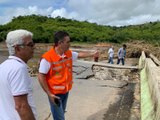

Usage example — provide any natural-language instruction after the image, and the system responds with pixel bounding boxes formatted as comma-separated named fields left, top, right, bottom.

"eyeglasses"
left=18, top=42, right=35, bottom=48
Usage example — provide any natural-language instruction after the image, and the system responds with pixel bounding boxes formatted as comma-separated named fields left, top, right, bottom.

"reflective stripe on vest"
left=52, top=66, right=62, bottom=70
left=51, top=57, right=72, bottom=65
left=53, top=86, right=65, bottom=90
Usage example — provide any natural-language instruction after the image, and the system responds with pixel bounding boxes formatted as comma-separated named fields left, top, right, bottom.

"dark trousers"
left=117, top=58, right=125, bottom=65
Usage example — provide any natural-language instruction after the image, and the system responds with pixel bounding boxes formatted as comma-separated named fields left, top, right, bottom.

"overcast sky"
left=0, top=0, right=160, bottom=26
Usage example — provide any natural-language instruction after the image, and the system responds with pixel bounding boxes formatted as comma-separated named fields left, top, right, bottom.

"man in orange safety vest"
left=38, top=31, right=99, bottom=120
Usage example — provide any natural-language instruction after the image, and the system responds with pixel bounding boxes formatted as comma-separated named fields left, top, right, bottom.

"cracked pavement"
left=33, top=60, right=139, bottom=120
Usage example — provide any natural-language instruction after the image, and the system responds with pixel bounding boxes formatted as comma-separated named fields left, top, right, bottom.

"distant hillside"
left=0, top=14, right=160, bottom=45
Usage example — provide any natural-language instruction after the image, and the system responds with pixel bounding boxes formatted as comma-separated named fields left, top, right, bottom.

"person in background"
left=0, top=29, right=37, bottom=120
left=108, top=45, right=114, bottom=64
left=38, top=31, right=99, bottom=120
left=117, top=44, right=127, bottom=65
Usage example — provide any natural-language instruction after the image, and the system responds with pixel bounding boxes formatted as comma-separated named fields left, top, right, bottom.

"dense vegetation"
left=0, top=14, right=160, bottom=45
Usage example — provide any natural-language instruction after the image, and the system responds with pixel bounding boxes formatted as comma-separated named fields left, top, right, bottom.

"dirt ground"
left=33, top=41, right=160, bottom=68
left=1, top=41, right=159, bottom=73
left=1, top=40, right=159, bottom=59
left=1, top=40, right=159, bottom=75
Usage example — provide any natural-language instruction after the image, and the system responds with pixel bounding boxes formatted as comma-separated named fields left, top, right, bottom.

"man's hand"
left=48, top=93, right=60, bottom=105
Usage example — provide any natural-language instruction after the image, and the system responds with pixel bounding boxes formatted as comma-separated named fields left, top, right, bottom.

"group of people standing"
left=0, top=29, right=99, bottom=120
left=0, top=29, right=127, bottom=120
left=108, top=44, right=127, bottom=65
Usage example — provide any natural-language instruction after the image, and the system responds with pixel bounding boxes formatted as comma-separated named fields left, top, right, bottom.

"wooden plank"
left=76, top=60, right=138, bottom=69
left=149, top=54, right=160, bottom=66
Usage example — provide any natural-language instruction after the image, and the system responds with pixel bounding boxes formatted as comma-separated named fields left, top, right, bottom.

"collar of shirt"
left=59, top=54, right=66, bottom=59
left=8, top=56, right=28, bottom=68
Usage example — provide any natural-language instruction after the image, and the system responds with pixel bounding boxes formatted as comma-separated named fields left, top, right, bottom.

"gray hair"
left=6, top=29, right=33, bottom=55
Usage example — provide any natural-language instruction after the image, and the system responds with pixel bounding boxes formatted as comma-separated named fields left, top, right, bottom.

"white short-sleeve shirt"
left=0, top=56, right=37, bottom=120
left=108, top=48, right=114, bottom=58
left=39, top=51, right=78, bottom=74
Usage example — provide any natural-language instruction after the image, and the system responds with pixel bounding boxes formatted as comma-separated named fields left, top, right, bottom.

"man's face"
left=60, top=36, right=70, bottom=52
left=123, top=46, right=126, bottom=50
left=17, top=36, right=35, bottom=62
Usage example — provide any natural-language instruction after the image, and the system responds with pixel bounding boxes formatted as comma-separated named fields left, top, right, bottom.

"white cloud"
left=0, top=5, right=78, bottom=25
left=1, top=0, right=160, bottom=26
left=0, top=6, right=54, bottom=24
left=67, top=0, right=160, bottom=26
left=0, top=16, right=12, bottom=25
left=5, top=6, right=53, bottom=17
left=51, top=8, right=68, bottom=18
left=51, top=8, right=78, bottom=19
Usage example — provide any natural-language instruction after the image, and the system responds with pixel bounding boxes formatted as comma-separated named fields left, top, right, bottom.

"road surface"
left=33, top=61, right=139, bottom=120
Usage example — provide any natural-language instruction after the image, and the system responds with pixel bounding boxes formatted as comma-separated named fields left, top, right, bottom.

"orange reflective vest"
left=42, top=48, right=73, bottom=94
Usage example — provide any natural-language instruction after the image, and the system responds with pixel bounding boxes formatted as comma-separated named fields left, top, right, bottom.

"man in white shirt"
left=0, top=29, right=37, bottom=120
left=38, top=31, right=99, bottom=120
left=108, top=45, right=114, bottom=64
